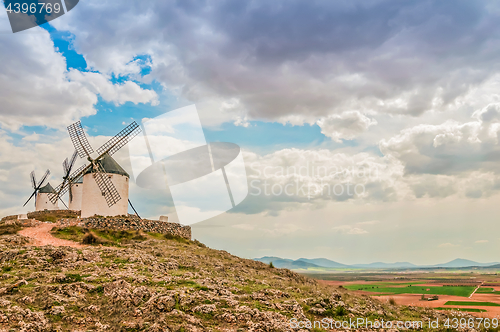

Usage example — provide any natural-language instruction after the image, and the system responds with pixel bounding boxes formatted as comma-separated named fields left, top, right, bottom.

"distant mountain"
left=255, top=256, right=292, bottom=264
left=352, top=262, right=417, bottom=269
left=486, top=264, right=500, bottom=269
left=254, top=257, right=321, bottom=269
left=297, top=258, right=348, bottom=268
left=254, top=257, right=500, bottom=270
left=433, top=258, right=500, bottom=268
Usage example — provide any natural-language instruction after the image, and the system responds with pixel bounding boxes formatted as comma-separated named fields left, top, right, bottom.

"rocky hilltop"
left=0, top=219, right=479, bottom=332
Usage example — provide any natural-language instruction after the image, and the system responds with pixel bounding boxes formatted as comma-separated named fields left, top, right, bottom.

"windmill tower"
left=36, top=183, right=59, bottom=211
left=59, top=150, right=83, bottom=211
left=23, top=170, right=59, bottom=211
left=80, top=154, right=130, bottom=218
left=50, top=120, right=141, bottom=218
left=68, top=176, right=83, bottom=211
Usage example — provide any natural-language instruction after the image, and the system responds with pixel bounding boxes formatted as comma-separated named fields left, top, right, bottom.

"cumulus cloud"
left=438, top=243, right=459, bottom=248
left=332, top=225, right=368, bottom=235
left=0, top=27, right=96, bottom=129
left=231, top=148, right=408, bottom=215
left=357, top=220, right=379, bottom=226
left=0, top=129, right=75, bottom=216
left=50, top=0, right=500, bottom=125
left=67, top=71, right=159, bottom=106
left=317, top=111, right=377, bottom=142
left=475, top=240, right=489, bottom=243
left=0, top=11, right=158, bottom=131
left=380, top=105, right=500, bottom=175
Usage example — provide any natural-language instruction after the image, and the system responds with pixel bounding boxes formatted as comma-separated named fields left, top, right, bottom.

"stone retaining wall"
left=27, top=210, right=81, bottom=221
left=58, top=215, right=191, bottom=240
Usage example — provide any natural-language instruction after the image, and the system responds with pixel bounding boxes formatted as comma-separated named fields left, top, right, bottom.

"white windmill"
left=23, top=170, right=59, bottom=211
left=50, top=121, right=141, bottom=218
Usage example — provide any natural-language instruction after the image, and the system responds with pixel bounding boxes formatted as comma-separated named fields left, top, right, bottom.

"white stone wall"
left=35, top=193, right=59, bottom=211
left=81, top=173, right=129, bottom=218
left=68, top=183, right=83, bottom=211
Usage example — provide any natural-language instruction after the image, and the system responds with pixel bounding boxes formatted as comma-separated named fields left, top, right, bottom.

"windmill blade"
left=23, top=190, right=37, bottom=207
left=96, top=121, right=141, bottom=157
left=68, top=121, right=94, bottom=158
left=30, top=171, right=36, bottom=190
left=63, top=158, right=69, bottom=174
left=37, top=169, right=50, bottom=188
left=69, top=183, right=73, bottom=202
left=49, top=163, right=90, bottom=204
left=68, top=150, right=78, bottom=170
left=94, top=164, right=121, bottom=207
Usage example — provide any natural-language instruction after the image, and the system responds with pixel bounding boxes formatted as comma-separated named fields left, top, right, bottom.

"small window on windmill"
left=108, top=175, right=112, bottom=179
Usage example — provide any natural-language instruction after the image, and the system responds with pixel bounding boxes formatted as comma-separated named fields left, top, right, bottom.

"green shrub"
left=335, top=306, right=347, bottom=316
left=193, top=239, right=206, bottom=248
left=82, top=232, right=99, bottom=244
left=164, top=233, right=188, bottom=243
left=0, top=223, right=21, bottom=236
left=57, top=273, right=84, bottom=284
left=89, top=285, right=104, bottom=294
left=269, top=262, right=275, bottom=268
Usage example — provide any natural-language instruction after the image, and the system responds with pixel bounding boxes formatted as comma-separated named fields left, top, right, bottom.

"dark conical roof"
left=84, top=153, right=129, bottom=178
left=39, top=182, right=56, bottom=194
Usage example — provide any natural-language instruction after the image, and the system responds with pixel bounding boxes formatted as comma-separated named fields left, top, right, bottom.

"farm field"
left=445, top=301, right=500, bottom=307
left=307, top=270, right=500, bottom=318
left=436, top=307, right=487, bottom=313
left=477, top=287, right=498, bottom=293
left=345, top=284, right=475, bottom=297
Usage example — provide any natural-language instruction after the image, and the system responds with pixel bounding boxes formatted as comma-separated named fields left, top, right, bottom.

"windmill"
left=60, top=150, right=80, bottom=207
left=49, top=120, right=141, bottom=218
left=23, top=169, right=51, bottom=208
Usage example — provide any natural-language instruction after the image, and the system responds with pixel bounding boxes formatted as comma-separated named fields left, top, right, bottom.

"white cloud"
left=0, top=11, right=158, bottom=131
left=380, top=111, right=500, bottom=175
left=67, top=71, right=159, bottom=106
left=332, top=225, right=368, bottom=235
left=22, top=133, right=40, bottom=142
left=234, top=116, right=250, bottom=128
left=317, top=111, right=377, bottom=142
left=357, top=220, right=379, bottom=226
left=475, top=240, right=489, bottom=244
left=0, top=27, right=96, bottom=130
left=232, top=223, right=255, bottom=231
left=438, top=243, right=459, bottom=248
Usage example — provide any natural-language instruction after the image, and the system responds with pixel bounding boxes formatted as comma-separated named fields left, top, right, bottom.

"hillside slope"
left=0, top=222, right=478, bottom=331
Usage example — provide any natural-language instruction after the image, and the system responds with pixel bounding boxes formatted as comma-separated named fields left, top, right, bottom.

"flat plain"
left=307, top=270, right=500, bottom=318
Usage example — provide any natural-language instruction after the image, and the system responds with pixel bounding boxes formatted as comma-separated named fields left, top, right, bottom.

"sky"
left=1, top=0, right=500, bottom=265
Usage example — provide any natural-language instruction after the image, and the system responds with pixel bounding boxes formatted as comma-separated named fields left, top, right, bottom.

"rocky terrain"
left=0, top=219, right=488, bottom=332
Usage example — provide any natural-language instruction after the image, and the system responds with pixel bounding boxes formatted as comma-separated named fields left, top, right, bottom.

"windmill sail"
left=23, top=169, right=50, bottom=207
left=96, top=122, right=141, bottom=157
left=94, top=163, right=121, bottom=207
left=49, top=164, right=90, bottom=204
left=68, top=121, right=94, bottom=158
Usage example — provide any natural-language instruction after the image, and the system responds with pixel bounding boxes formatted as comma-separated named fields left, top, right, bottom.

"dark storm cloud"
left=55, top=0, right=500, bottom=120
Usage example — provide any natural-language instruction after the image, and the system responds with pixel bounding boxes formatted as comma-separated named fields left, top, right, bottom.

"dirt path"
left=469, top=282, right=483, bottom=299
left=18, top=222, right=84, bottom=248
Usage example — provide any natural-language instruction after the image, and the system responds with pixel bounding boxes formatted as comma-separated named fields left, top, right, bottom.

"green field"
left=345, top=283, right=475, bottom=297
left=476, top=287, right=496, bottom=293
left=436, top=307, right=487, bottom=313
left=445, top=301, right=500, bottom=307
